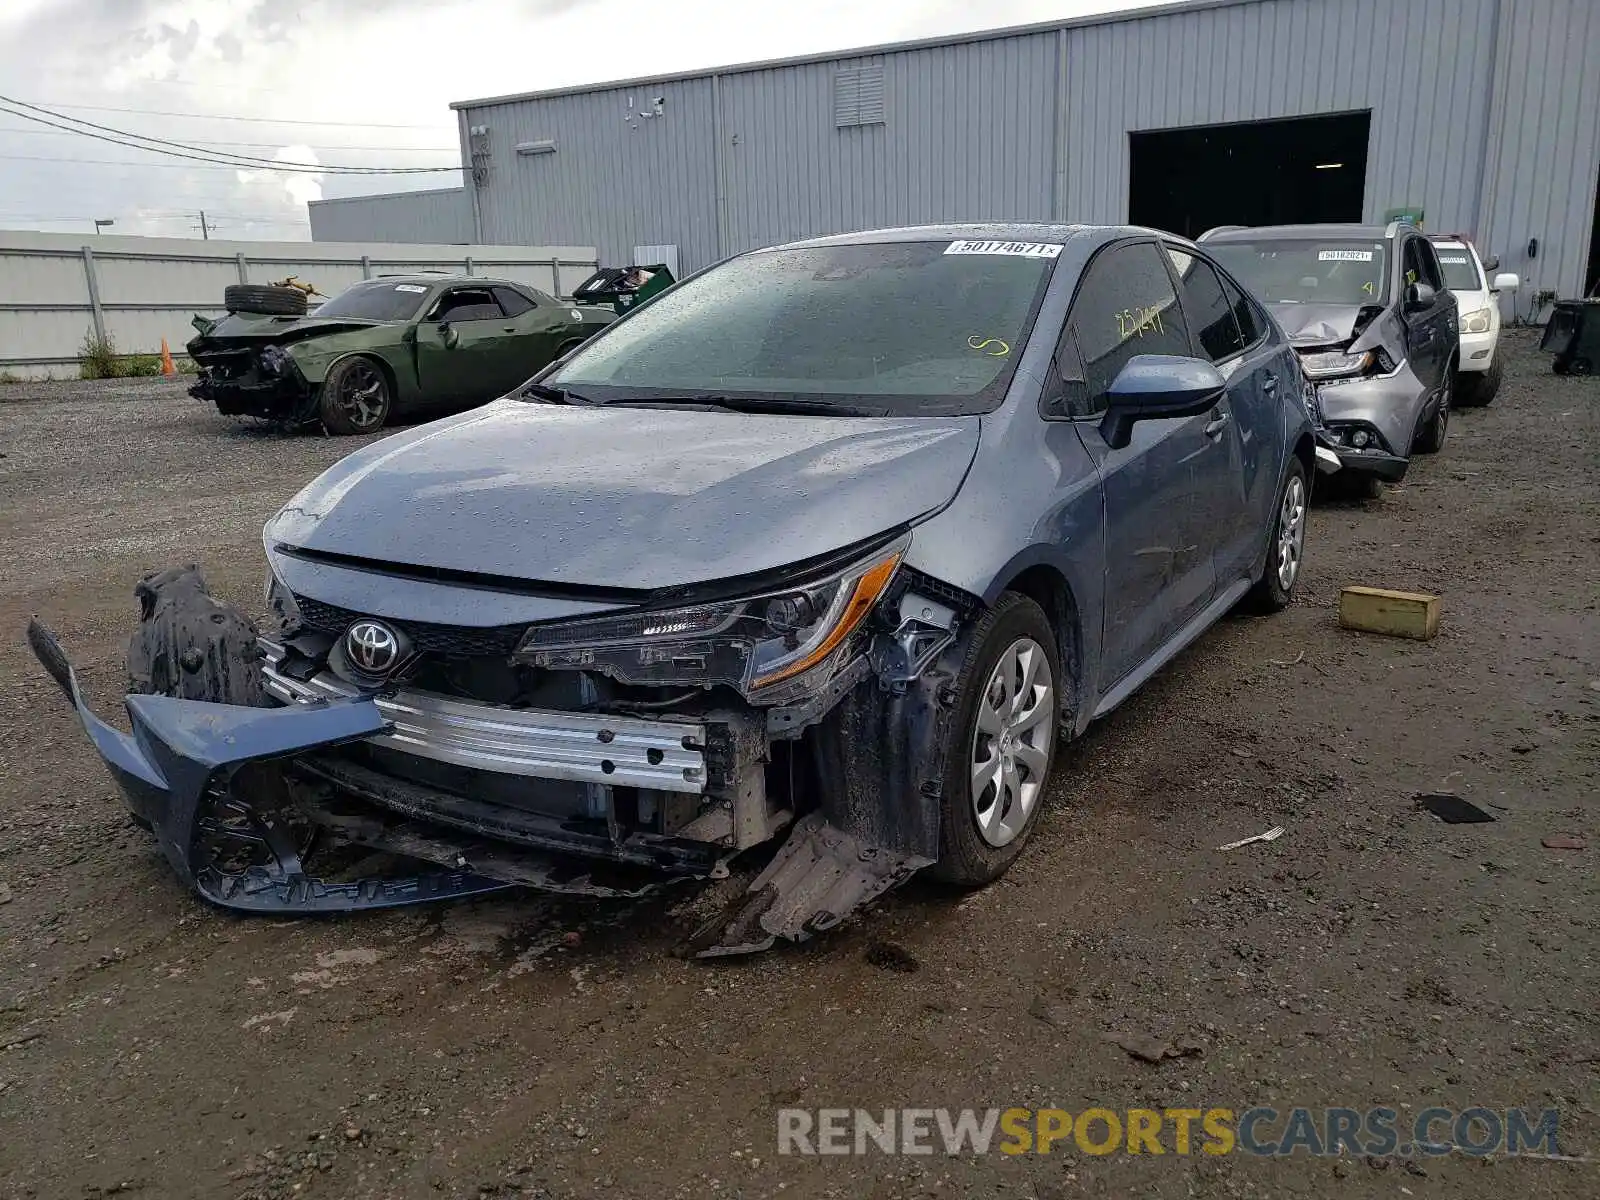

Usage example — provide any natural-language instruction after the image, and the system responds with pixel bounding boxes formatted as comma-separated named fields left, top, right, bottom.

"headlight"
left=1298, top=350, right=1373, bottom=379
left=1461, top=307, right=1492, bottom=334
left=259, top=345, right=291, bottom=376
left=264, top=567, right=302, bottom=631
left=516, top=537, right=908, bottom=699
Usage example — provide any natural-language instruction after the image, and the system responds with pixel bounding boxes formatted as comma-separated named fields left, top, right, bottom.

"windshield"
left=1209, top=239, right=1387, bottom=306
left=1434, top=247, right=1482, bottom=291
left=547, top=239, right=1060, bottom=415
left=314, top=279, right=431, bottom=322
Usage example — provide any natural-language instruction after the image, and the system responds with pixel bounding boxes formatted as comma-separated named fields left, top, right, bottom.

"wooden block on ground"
left=1338, top=586, right=1441, bottom=640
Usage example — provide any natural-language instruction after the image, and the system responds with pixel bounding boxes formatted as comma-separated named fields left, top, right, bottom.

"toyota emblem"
left=345, top=619, right=402, bottom=675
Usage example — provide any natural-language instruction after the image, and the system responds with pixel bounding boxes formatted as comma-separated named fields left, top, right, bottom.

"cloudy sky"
left=0, top=0, right=1158, bottom=242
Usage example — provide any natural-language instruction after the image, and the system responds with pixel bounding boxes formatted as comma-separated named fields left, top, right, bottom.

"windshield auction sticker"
left=945, top=240, right=1063, bottom=258
left=1318, top=249, right=1374, bottom=262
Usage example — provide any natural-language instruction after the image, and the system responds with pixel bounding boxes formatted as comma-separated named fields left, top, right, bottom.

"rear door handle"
left=1204, top=410, right=1230, bottom=439
left=1263, top=376, right=1279, bottom=394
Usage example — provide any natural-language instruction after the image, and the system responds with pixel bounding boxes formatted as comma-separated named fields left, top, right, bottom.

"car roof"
left=1201, top=222, right=1401, bottom=243
left=767, top=222, right=1196, bottom=253
left=365, top=273, right=529, bottom=288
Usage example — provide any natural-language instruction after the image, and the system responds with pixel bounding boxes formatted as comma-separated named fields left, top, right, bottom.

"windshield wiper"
left=521, top=382, right=597, bottom=405
left=603, top=393, right=882, bottom=417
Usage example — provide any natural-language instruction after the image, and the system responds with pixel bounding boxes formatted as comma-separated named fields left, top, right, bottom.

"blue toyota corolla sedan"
left=30, top=223, right=1314, bottom=954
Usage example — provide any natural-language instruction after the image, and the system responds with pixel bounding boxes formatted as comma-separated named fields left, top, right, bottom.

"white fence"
left=0, top=230, right=599, bottom=379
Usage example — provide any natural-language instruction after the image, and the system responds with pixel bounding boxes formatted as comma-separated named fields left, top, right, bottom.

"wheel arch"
left=320, top=350, right=396, bottom=402
left=983, top=555, right=1084, bottom=730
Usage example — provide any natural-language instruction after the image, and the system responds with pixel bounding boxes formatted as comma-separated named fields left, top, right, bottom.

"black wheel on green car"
left=319, top=356, right=391, bottom=435
left=927, top=593, right=1061, bottom=887
left=1456, top=358, right=1503, bottom=407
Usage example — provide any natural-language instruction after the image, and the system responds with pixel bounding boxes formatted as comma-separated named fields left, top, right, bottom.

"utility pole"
left=197, top=210, right=210, bottom=240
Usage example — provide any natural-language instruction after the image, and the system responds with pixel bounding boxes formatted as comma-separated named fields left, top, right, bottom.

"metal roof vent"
left=515, top=139, right=558, bottom=156
left=834, top=65, right=885, bottom=128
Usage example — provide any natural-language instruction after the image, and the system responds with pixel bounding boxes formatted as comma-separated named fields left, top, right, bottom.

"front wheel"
left=1455, top=357, right=1502, bottom=407
left=319, top=356, right=391, bottom=435
left=927, top=593, right=1061, bottom=887
left=1248, top=458, right=1308, bottom=612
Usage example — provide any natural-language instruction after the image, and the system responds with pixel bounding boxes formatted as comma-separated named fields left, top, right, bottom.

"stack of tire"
left=223, top=283, right=308, bottom=317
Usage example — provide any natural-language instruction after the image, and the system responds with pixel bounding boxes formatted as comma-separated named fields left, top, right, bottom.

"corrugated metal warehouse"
left=308, top=187, right=474, bottom=244
left=344, top=0, right=1600, bottom=307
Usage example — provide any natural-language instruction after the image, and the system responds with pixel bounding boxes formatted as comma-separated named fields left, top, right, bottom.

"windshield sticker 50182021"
left=945, top=240, right=1063, bottom=258
left=1317, top=249, right=1374, bottom=262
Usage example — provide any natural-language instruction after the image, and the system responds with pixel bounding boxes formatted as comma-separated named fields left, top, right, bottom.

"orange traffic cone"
left=159, top=338, right=176, bottom=376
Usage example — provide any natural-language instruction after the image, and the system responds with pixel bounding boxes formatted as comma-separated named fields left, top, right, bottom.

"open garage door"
left=1129, top=112, right=1371, bottom=239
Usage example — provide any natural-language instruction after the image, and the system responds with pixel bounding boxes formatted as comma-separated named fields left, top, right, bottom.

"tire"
left=318, top=356, right=391, bottom=435
left=926, top=593, right=1062, bottom=887
left=224, top=283, right=307, bottom=317
left=1455, top=357, right=1502, bottom=407
left=1412, top=368, right=1452, bottom=454
left=1346, top=473, right=1385, bottom=501
left=1247, top=457, right=1308, bottom=613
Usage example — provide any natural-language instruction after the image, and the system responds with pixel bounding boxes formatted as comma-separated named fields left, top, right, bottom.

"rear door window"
left=430, top=288, right=504, bottom=322
left=1166, top=246, right=1245, bottom=362
left=1220, top=276, right=1266, bottom=347
left=492, top=286, right=535, bottom=316
left=1059, top=241, right=1193, bottom=415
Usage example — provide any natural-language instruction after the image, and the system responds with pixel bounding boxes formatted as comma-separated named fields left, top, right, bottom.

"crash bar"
left=261, top=654, right=706, bottom=794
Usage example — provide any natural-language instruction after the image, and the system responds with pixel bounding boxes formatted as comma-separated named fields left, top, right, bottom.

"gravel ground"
left=0, top=332, right=1595, bottom=1199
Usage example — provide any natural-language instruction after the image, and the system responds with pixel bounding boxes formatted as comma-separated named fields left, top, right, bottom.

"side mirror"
left=1482, top=255, right=1500, bottom=273
left=1491, top=272, right=1520, bottom=292
left=1098, top=355, right=1226, bottom=450
left=1404, top=282, right=1436, bottom=313
left=440, top=322, right=460, bottom=350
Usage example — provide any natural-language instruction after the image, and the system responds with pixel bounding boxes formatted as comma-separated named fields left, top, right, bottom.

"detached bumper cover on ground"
left=27, top=619, right=514, bottom=911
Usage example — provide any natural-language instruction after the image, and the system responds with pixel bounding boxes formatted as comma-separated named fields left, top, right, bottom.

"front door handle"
left=1204, top=410, right=1230, bottom=439
left=1263, top=376, right=1279, bottom=394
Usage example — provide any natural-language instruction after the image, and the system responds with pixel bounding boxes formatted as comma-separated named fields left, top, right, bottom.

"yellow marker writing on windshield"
left=967, top=335, right=1011, bottom=357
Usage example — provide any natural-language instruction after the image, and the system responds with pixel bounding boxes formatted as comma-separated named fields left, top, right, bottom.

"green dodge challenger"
left=187, top=274, right=615, bottom=434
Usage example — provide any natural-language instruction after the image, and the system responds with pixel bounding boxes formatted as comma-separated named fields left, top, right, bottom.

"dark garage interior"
left=1129, top=111, right=1371, bottom=239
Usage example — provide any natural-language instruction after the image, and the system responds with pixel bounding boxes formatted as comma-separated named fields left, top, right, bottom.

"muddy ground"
left=0, top=333, right=1595, bottom=1199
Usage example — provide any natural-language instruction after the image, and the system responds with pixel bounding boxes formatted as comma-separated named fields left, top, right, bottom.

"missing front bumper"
left=190, top=374, right=315, bottom=422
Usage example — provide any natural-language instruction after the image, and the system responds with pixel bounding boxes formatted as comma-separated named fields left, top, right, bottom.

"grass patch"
left=0, top=369, right=22, bottom=385
left=78, top=331, right=180, bottom=379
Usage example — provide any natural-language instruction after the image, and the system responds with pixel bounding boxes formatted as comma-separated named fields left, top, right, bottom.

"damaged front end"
left=30, top=544, right=983, bottom=953
left=1290, top=310, right=1415, bottom=481
left=186, top=313, right=376, bottom=423
left=188, top=340, right=317, bottom=423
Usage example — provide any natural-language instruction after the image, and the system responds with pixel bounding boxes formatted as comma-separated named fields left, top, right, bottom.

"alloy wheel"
left=337, top=361, right=386, bottom=430
left=970, top=636, right=1055, bottom=848
left=1277, top=473, right=1306, bottom=592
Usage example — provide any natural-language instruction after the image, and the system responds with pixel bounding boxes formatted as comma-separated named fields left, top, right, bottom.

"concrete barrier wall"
left=0, top=230, right=598, bottom=378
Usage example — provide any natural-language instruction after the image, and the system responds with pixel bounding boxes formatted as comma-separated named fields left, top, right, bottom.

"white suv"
left=1430, top=235, right=1518, bottom=406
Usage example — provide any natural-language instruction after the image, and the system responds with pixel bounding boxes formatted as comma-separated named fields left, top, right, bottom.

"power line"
left=0, top=149, right=461, bottom=175
left=0, top=96, right=460, bottom=174
left=35, top=99, right=452, bottom=130
left=0, top=125, right=458, bottom=153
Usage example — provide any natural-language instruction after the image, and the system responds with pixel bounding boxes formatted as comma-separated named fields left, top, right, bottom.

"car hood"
left=189, top=313, right=386, bottom=350
left=1267, top=303, right=1371, bottom=349
left=266, top=400, right=981, bottom=592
